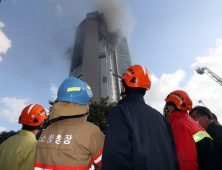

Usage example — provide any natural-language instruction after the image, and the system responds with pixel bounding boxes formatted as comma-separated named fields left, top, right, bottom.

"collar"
left=49, top=101, right=89, bottom=120
left=168, top=110, right=189, bottom=123
left=57, top=115, right=87, bottom=124
left=19, top=129, right=36, bottom=140
left=119, top=93, right=145, bottom=104
left=206, top=121, right=216, bottom=131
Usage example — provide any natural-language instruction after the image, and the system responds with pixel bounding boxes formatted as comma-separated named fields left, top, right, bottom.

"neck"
left=30, top=129, right=41, bottom=136
left=202, top=120, right=213, bottom=130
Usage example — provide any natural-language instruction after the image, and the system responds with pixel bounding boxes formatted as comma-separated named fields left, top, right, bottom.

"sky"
left=0, top=0, right=222, bottom=132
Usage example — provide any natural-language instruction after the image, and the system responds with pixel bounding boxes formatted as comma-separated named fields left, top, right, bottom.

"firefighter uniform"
left=102, top=93, right=179, bottom=170
left=206, top=121, right=222, bottom=156
left=168, top=111, right=222, bottom=170
left=34, top=101, right=104, bottom=170
left=0, top=130, right=37, bottom=170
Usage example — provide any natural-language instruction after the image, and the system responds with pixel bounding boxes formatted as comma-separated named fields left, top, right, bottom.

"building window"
left=103, top=77, right=107, bottom=83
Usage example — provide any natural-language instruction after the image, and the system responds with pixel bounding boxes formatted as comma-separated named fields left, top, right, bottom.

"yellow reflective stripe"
left=67, top=87, right=81, bottom=92
left=87, top=86, right=91, bottom=89
left=193, top=131, right=213, bottom=143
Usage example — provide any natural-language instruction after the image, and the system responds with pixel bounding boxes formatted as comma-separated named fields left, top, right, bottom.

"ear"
left=40, top=122, right=44, bottom=128
left=121, top=85, right=125, bottom=92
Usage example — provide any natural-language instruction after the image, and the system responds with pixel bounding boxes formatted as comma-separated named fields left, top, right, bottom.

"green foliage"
left=0, top=130, right=20, bottom=144
left=43, top=100, right=57, bottom=129
left=88, top=97, right=117, bottom=132
left=48, top=100, right=55, bottom=113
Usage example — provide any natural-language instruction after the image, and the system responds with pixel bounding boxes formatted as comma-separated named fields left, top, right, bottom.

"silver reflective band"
left=193, top=131, right=212, bottom=143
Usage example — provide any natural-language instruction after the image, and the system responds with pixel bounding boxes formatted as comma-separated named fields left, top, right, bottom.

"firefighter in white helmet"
left=34, top=77, right=104, bottom=170
left=0, top=104, right=47, bottom=170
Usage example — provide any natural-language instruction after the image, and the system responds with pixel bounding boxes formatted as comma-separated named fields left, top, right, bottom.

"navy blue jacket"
left=102, top=93, right=179, bottom=170
left=207, top=122, right=222, bottom=156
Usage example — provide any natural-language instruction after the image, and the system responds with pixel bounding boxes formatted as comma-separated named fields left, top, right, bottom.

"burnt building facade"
left=69, top=11, right=132, bottom=102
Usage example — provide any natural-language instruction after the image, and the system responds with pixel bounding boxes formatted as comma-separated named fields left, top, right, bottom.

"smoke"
left=49, top=0, right=135, bottom=61
left=87, top=0, right=135, bottom=43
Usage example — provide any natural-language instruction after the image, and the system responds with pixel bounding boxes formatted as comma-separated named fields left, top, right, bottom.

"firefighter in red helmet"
left=0, top=104, right=47, bottom=170
left=102, top=65, right=179, bottom=170
left=165, top=90, right=222, bottom=170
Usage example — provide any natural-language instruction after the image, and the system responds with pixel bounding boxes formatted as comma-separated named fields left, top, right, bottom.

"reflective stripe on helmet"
left=193, top=131, right=212, bottom=143
left=67, top=87, right=81, bottom=92
left=141, top=65, right=146, bottom=75
left=27, top=104, right=36, bottom=114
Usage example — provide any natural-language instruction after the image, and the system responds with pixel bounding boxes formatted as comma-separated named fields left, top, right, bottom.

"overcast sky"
left=0, top=0, right=222, bottom=132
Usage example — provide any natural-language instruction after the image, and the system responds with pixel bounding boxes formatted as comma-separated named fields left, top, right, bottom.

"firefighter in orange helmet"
left=103, top=65, right=179, bottom=170
left=165, top=90, right=222, bottom=170
left=0, top=104, right=47, bottom=170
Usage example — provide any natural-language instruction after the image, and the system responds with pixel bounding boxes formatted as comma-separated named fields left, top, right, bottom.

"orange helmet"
left=18, top=104, right=47, bottom=126
left=165, top=90, right=192, bottom=111
left=121, top=65, right=151, bottom=90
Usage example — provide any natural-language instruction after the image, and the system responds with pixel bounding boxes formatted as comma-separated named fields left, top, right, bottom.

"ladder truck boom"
left=195, top=67, right=222, bottom=86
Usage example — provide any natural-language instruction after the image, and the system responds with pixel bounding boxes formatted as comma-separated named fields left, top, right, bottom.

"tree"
left=88, top=97, right=117, bottom=132
left=0, top=130, right=20, bottom=144
left=43, top=100, right=57, bottom=129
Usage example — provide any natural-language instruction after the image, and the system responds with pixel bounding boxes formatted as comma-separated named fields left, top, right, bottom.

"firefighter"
left=189, top=106, right=222, bottom=156
left=34, top=77, right=104, bottom=170
left=165, top=90, right=222, bottom=170
left=0, top=104, right=47, bottom=170
left=102, top=65, right=179, bottom=170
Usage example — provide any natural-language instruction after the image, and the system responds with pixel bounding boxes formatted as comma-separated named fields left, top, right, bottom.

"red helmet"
left=18, top=104, right=47, bottom=126
left=121, top=65, right=151, bottom=90
left=165, top=90, right=192, bottom=111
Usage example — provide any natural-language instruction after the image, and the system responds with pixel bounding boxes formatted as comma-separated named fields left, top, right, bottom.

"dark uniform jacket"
left=102, top=93, right=179, bottom=170
left=207, top=122, right=222, bottom=156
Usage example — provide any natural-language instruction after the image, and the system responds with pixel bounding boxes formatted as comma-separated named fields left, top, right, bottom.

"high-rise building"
left=69, top=11, right=132, bottom=102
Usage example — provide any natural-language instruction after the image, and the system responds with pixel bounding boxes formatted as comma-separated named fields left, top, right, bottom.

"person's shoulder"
left=81, top=121, right=103, bottom=134
left=2, top=133, right=36, bottom=150
left=145, top=104, right=160, bottom=112
left=170, top=114, right=189, bottom=128
left=0, top=134, right=18, bottom=147
left=21, top=134, right=37, bottom=147
left=108, top=103, right=121, bottom=113
left=208, top=122, right=222, bottom=131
